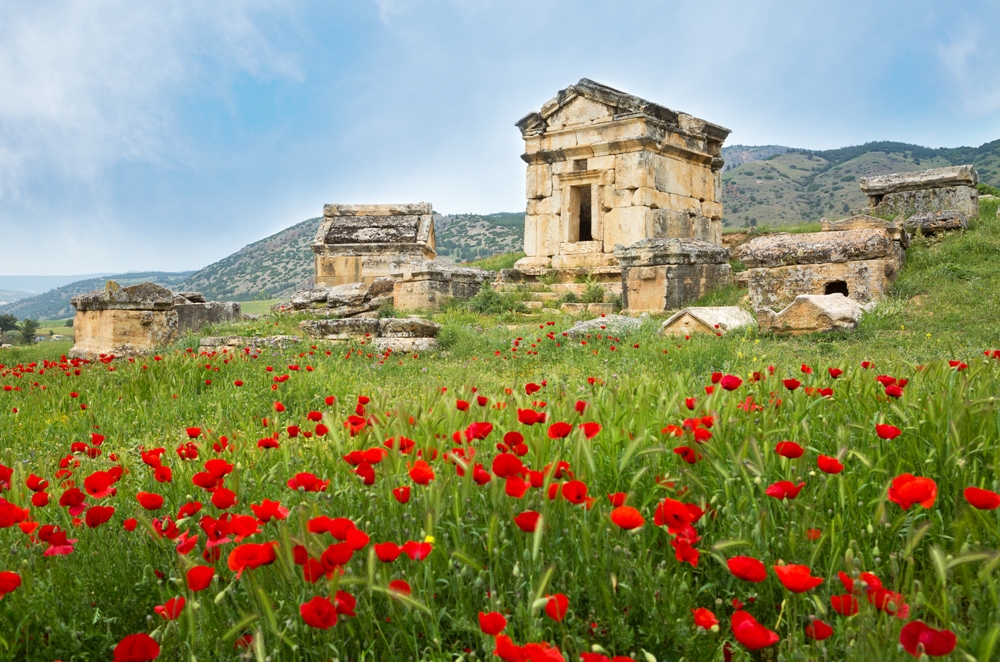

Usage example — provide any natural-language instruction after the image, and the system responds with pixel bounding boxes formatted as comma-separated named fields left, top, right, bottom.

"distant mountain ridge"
left=0, top=272, right=193, bottom=320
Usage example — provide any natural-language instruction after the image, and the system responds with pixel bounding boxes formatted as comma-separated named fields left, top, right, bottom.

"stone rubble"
left=903, top=210, right=968, bottom=235
left=564, top=314, right=645, bottom=338
left=756, top=293, right=866, bottom=335
left=299, top=316, right=442, bottom=352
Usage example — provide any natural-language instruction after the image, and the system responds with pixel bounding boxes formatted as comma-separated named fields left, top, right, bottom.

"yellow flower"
left=424, top=535, right=435, bottom=544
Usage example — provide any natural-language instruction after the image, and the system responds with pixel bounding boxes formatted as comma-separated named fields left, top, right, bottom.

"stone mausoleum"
left=512, top=79, right=731, bottom=280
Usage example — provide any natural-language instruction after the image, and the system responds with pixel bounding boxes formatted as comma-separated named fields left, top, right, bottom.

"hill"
left=176, top=213, right=525, bottom=301
left=0, top=289, right=31, bottom=306
left=0, top=272, right=193, bottom=320
left=720, top=139, right=1000, bottom=228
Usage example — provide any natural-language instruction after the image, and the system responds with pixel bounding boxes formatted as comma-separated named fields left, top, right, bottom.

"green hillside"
left=0, top=272, right=193, bottom=320
left=722, top=140, right=1000, bottom=228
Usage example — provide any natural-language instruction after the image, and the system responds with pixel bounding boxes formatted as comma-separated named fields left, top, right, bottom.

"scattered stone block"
left=587, top=302, right=615, bottom=315
left=379, top=317, right=441, bottom=338
left=373, top=337, right=439, bottom=353
left=614, top=238, right=732, bottom=313
left=175, top=302, right=241, bottom=333
left=511, top=78, right=730, bottom=284
left=176, top=292, right=206, bottom=303
left=389, top=262, right=490, bottom=311
left=757, top=294, right=865, bottom=335
left=72, top=281, right=174, bottom=311
left=298, top=316, right=440, bottom=351
left=560, top=302, right=587, bottom=314
left=660, top=306, right=755, bottom=336
left=199, top=335, right=301, bottom=354
left=313, top=203, right=436, bottom=287
left=565, top=314, right=644, bottom=337
left=299, top=318, right=380, bottom=340
left=903, top=210, right=968, bottom=234
left=524, top=300, right=544, bottom=309
left=860, top=165, right=978, bottom=219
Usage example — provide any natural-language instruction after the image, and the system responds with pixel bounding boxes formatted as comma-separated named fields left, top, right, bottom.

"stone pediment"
left=515, top=78, right=730, bottom=143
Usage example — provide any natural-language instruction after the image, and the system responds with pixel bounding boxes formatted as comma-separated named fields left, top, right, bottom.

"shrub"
left=580, top=283, right=605, bottom=304
left=466, top=283, right=526, bottom=314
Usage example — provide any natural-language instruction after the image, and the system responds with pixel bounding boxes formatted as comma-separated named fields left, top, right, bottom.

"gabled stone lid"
left=613, top=238, right=730, bottom=266
left=859, top=165, right=977, bottom=195
left=515, top=78, right=731, bottom=142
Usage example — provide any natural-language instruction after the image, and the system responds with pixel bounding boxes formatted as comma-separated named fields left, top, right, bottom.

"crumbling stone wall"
left=860, top=165, right=978, bottom=220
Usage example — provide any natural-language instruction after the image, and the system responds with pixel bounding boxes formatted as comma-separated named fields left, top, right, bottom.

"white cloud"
left=0, top=0, right=300, bottom=199
left=938, top=26, right=1000, bottom=117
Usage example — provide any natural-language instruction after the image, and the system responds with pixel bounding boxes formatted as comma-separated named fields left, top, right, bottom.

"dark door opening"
left=825, top=280, right=849, bottom=296
left=574, top=185, right=593, bottom=242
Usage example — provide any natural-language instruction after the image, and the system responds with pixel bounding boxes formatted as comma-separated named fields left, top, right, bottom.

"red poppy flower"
left=514, top=511, right=541, bottom=532
left=653, top=498, right=703, bottom=532
left=0, top=571, right=21, bottom=598
left=574, top=400, right=587, bottom=414
left=25, top=474, right=48, bottom=492
left=875, top=424, right=901, bottom=440
left=579, top=422, right=602, bottom=439
left=186, top=565, right=215, bottom=591
left=899, top=621, right=956, bottom=657
left=113, top=633, right=160, bottom=662
left=773, top=564, right=824, bottom=592
left=505, top=476, right=529, bottom=498
left=775, top=441, right=804, bottom=458
left=123, top=518, right=138, bottom=532
left=727, top=556, right=767, bottom=582
left=830, top=594, right=859, bottom=616
left=674, top=446, right=700, bottom=464
left=544, top=594, right=568, bottom=622
left=671, top=537, right=700, bottom=567
left=805, top=619, right=833, bottom=641
left=392, top=486, right=411, bottom=504
left=335, top=590, right=356, bottom=617
left=817, top=455, right=844, bottom=474
left=185, top=427, right=201, bottom=439
left=547, top=422, right=573, bottom=439
left=492, top=454, right=523, bottom=478
left=607, top=492, right=627, bottom=507
left=561, top=480, right=588, bottom=504
left=388, top=579, right=411, bottom=596
left=731, top=610, right=779, bottom=650
left=885, top=384, right=903, bottom=398
left=401, top=540, right=432, bottom=560
left=409, top=460, right=435, bottom=485
left=525, top=382, right=541, bottom=395
left=136, top=492, right=164, bottom=511
left=720, top=374, right=743, bottom=391
left=375, top=542, right=401, bottom=562
left=154, top=596, right=185, bottom=620
left=250, top=499, right=289, bottom=523
left=964, top=486, right=1000, bottom=510
left=692, top=607, right=718, bottom=630
left=227, top=542, right=277, bottom=577
left=287, top=472, right=329, bottom=492
left=516, top=408, right=546, bottom=425
left=685, top=397, right=696, bottom=410
left=211, top=487, right=237, bottom=510
left=828, top=368, right=843, bottom=378
left=300, top=596, right=338, bottom=629
left=479, top=611, right=507, bottom=635
left=782, top=379, right=800, bottom=391
left=610, top=506, right=644, bottom=530
left=85, top=505, right=115, bottom=529
left=765, top=481, right=805, bottom=500
left=456, top=399, right=469, bottom=411
left=888, top=474, right=937, bottom=510
left=465, top=421, right=493, bottom=441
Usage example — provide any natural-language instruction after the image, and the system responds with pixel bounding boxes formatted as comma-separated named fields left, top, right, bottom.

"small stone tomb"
left=614, top=238, right=731, bottom=313
left=313, top=203, right=436, bottom=287
left=660, top=306, right=754, bottom=336
left=860, top=165, right=978, bottom=220
left=737, top=216, right=908, bottom=311
left=757, top=293, right=866, bottom=335
left=389, top=262, right=491, bottom=311
left=299, top=316, right=442, bottom=352
left=70, top=281, right=241, bottom=359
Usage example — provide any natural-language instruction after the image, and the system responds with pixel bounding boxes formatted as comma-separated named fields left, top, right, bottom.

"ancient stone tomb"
left=512, top=79, right=731, bottom=279
left=860, top=165, right=978, bottom=222
left=614, top=238, right=732, bottom=313
left=736, top=215, right=909, bottom=311
left=70, top=282, right=240, bottom=359
left=313, top=203, right=436, bottom=287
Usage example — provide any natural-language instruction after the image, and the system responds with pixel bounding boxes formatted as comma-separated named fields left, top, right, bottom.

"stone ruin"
left=860, top=165, right=978, bottom=233
left=736, top=215, right=909, bottom=312
left=300, top=316, right=442, bottom=352
left=507, top=79, right=730, bottom=284
left=757, top=293, right=867, bottom=335
left=69, top=281, right=241, bottom=359
left=614, top=238, right=732, bottom=313
left=660, top=306, right=754, bottom=337
left=285, top=202, right=489, bottom=314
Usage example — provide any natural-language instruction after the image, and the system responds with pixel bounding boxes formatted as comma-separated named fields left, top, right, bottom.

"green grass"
left=240, top=299, right=283, bottom=315
left=465, top=252, right=526, bottom=272
left=0, top=205, right=998, bottom=661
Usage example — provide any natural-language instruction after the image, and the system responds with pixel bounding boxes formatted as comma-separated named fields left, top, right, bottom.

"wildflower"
left=899, top=621, right=956, bottom=657
left=731, top=610, right=779, bottom=650
left=609, top=506, right=644, bottom=530
left=963, top=486, right=1000, bottom=510
left=727, top=556, right=767, bottom=582
left=300, top=596, right=338, bottom=629
left=113, top=633, right=160, bottom=662
left=805, top=619, right=833, bottom=641
left=691, top=607, right=718, bottom=631
left=765, top=481, right=805, bottom=500
left=154, top=596, right=185, bottom=621
left=544, top=593, right=568, bottom=622
left=514, top=511, right=541, bottom=532
left=888, top=474, right=937, bottom=510
left=817, top=455, right=844, bottom=474
left=875, top=424, right=902, bottom=440
left=775, top=441, right=803, bottom=458
left=479, top=611, right=507, bottom=635
left=773, top=564, right=824, bottom=592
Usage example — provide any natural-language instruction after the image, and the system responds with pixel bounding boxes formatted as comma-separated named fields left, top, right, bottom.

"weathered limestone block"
left=299, top=318, right=380, bottom=340
left=176, top=302, right=241, bottom=333
left=389, top=262, right=490, bottom=311
left=176, top=292, right=206, bottom=303
left=70, top=309, right=178, bottom=359
left=373, top=337, right=439, bottom=353
left=757, top=294, right=865, bottom=335
left=72, top=281, right=174, bottom=311
left=745, top=260, right=896, bottom=310
left=199, top=335, right=300, bottom=354
left=660, top=307, right=755, bottom=336
left=860, top=165, right=979, bottom=219
left=565, top=314, right=644, bottom=337
left=379, top=318, right=442, bottom=338
left=313, top=203, right=436, bottom=287
left=291, top=288, right=333, bottom=310
left=614, top=238, right=731, bottom=313
left=903, top=210, right=968, bottom=234
left=736, top=229, right=894, bottom=268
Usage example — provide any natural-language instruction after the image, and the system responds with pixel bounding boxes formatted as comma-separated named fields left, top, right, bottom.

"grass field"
left=1, top=201, right=999, bottom=661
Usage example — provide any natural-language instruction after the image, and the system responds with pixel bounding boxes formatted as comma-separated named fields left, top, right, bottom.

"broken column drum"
left=312, top=203, right=436, bottom=287
left=512, top=79, right=731, bottom=282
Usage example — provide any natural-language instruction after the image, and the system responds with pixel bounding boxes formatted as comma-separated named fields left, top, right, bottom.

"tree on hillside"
left=0, top=313, right=18, bottom=333
left=19, top=319, right=39, bottom=345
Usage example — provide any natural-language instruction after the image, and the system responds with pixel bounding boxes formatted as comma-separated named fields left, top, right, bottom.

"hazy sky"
left=1, top=0, right=999, bottom=275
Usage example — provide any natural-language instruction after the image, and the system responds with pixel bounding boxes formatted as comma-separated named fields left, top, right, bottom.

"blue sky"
left=1, top=0, right=998, bottom=275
